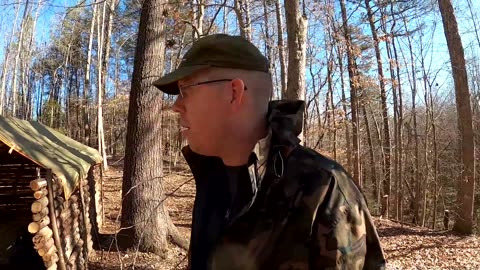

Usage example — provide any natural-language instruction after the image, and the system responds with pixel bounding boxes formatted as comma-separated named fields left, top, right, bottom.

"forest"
left=0, top=0, right=479, bottom=269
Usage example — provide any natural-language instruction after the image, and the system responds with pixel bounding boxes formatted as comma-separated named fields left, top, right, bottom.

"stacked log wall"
left=29, top=171, right=95, bottom=270
left=0, top=163, right=44, bottom=213
left=87, top=165, right=103, bottom=244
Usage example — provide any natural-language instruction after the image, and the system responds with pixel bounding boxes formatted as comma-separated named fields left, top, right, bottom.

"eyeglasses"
left=178, top=79, right=247, bottom=98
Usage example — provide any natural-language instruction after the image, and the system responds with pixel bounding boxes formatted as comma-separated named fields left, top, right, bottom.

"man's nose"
left=172, top=96, right=185, bottom=113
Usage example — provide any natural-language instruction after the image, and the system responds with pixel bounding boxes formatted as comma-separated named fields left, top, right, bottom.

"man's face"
left=172, top=72, right=235, bottom=156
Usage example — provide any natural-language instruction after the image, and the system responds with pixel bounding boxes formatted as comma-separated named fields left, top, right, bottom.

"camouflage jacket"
left=182, top=100, right=386, bottom=270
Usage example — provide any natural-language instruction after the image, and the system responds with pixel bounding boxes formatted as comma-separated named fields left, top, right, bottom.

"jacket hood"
left=266, top=100, right=305, bottom=148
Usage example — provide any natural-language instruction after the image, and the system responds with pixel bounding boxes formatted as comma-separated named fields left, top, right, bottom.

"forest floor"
left=87, top=158, right=480, bottom=270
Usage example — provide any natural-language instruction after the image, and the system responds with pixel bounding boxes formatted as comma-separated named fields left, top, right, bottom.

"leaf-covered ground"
left=88, top=161, right=480, bottom=270
left=376, top=218, right=480, bottom=270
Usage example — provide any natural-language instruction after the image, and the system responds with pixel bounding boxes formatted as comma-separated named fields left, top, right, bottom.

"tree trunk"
left=0, top=3, right=21, bottom=116
left=120, top=0, right=188, bottom=254
left=194, top=0, right=204, bottom=39
left=366, top=0, right=391, bottom=214
left=391, top=30, right=404, bottom=223
left=422, top=70, right=430, bottom=228
left=340, top=0, right=360, bottom=186
left=284, top=0, right=307, bottom=145
left=97, top=1, right=108, bottom=171
left=335, top=43, right=352, bottom=172
left=327, top=48, right=337, bottom=159
left=369, top=103, right=383, bottom=205
left=84, top=0, right=98, bottom=146
left=430, top=84, right=439, bottom=229
left=404, top=17, right=421, bottom=224
left=11, top=0, right=30, bottom=117
left=438, top=0, right=476, bottom=235
left=21, top=0, right=41, bottom=120
left=262, top=0, right=274, bottom=78
left=233, top=0, right=251, bottom=41
left=363, top=105, right=377, bottom=203
left=275, top=0, right=287, bottom=98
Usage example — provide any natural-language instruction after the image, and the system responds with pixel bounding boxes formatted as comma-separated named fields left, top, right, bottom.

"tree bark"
left=274, top=0, right=287, bottom=98
left=366, top=0, right=391, bottom=214
left=335, top=43, right=352, bottom=172
left=120, top=0, right=188, bottom=254
left=340, top=0, right=360, bottom=186
left=233, top=0, right=251, bottom=41
left=194, top=0, right=204, bottom=39
left=363, top=105, right=377, bottom=203
left=0, top=3, right=21, bottom=116
left=438, top=0, right=476, bottom=234
left=262, top=0, right=274, bottom=80
left=404, top=17, right=421, bottom=224
left=84, top=0, right=98, bottom=146
left=391, top=30, right=404, bottom=223
left=284, top=0, right=307, bottom=144
left=11, top=0, right=30, bottom=117
left=97, top=1, right=109, bottom=171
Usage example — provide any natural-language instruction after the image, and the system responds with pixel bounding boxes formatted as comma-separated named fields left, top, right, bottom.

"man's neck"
left=221, top=127, right=268, bottom=167
left=221, top=142, right=257, bottom=167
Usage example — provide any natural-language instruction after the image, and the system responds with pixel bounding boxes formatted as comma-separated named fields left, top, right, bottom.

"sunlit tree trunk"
left=120, top=0, right=188, bottom=254
left=84, top=0, right=98, bottom=146
left=438, top=0, right=476, bottom=234
left=403, top=17, right=421, bottom=224
left=366, top=0, right=391, bottom=214
left=284, top=0, right=307, bottom=145
left=234, top=0, right=251, bottom=41
left=11, top=0, right=30, bottom=117
left=340, top=0, right=360, bottom=186
left=275, top=0, right=287, bottom=98
left=0, top=4, right=21, bottom=116
left=97, top=1, right=108, bottom=170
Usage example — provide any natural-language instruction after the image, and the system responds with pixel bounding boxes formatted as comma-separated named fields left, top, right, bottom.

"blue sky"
left=0, top=0, right=478, bottom=110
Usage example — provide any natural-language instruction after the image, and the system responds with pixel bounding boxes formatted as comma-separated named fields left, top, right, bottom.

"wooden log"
left=34, top=236, right=54, bottom=251
left=46, top=169, right=67, bottom=270
left=40, top=244, right=56, bottom=258
left=44, top=253, right=59, bottom=268
left=38, top=239, right=56, bottom=256
left=46, top=263, right=58, bottom=270
left=68, top=244, right=83, bottom=265
left=31, top=196, right=49, bottom=213
left=33, top=226, right=53, bottom=241
left=30, top=178, right=47, bottom=191
left=64, top=233, right=83, bottom=259
left=33, top=207, right=49, bottom=221
left=55, top=204, right=65, bottom=218
left=55, top=195, right=65, bottom=205
left=60, top=211, right=75, bottom=224
left=28, top=216, right=50, bottom=234
left=79, top=178, right=92, bottom=258
left=33, top=188, right=48, bottom=199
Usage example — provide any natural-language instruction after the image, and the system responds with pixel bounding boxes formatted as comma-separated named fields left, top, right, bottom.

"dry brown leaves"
left=375, top=218, right=480, bottom=270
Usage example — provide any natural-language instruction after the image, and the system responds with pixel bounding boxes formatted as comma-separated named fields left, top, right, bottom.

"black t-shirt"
left=189, top=159, right=255, bottom=270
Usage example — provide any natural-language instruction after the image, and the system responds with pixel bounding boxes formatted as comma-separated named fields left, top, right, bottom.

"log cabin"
left=0, top=116, right=104, bottom=270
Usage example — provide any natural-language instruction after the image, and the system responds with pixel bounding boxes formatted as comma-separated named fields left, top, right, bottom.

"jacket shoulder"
left=285, top=145, right=355, bottom=186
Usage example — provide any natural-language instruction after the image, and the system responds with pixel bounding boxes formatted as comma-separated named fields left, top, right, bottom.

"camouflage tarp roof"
left=0, top=116, right=102, bottom=199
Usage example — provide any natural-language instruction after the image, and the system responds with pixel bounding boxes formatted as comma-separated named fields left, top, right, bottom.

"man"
left=153, top=34, right=386, bottom=270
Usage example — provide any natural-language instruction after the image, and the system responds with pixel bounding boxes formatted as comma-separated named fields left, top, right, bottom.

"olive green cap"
left=153, top=34, right=269, bottom=95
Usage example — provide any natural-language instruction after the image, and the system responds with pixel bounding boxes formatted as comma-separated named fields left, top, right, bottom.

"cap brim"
left=152, top=65, right=210, bottom=95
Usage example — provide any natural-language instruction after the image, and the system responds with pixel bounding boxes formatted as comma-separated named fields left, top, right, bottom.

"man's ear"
left=229, top=78, right=246, bottom=110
